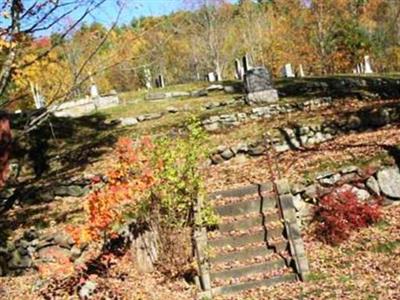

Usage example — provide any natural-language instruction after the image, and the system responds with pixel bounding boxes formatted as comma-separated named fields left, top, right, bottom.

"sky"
left=89, top=0, right=186, bottom=26
left=79, top=0, right=235, bottom=29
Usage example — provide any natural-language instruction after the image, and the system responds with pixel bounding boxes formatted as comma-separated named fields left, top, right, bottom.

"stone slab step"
left=218, top=212, right=281, bottom=233
left=208, top=231, right=266, bottom=249
left=210, top=182, right=274, bottom=200
left=210, top=259, right=287, bottom=281
left=210, top=241, right=287, bottom=265
left=209, top=225, right=285, bottom=244
left=211, top=273, right=298, bottom=296
left=215, top=196, right=277, bottom=217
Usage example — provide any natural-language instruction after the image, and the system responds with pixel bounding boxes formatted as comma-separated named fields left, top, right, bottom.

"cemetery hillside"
left=1, top=0, right=400, bottom=299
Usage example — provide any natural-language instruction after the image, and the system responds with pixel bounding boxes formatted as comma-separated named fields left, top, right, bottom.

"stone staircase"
left=194, top=180, right=309, bottom=298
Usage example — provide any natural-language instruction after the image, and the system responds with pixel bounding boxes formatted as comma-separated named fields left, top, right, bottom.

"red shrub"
left=314, top=188, right=381, bottom=245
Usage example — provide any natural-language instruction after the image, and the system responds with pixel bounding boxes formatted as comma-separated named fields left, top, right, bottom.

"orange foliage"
left=68, top=136, right=158, bottom=244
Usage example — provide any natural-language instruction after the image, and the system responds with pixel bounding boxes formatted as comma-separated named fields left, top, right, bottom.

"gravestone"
left=364, top=55, right=373, bottom=74
left=90, top=84, right=99, bottom=99
left=207, top=72, right=216, bottom=82
left=155, top=75, right=165, bottom=88
left=356, top=64, right=361, bottom=74
left=358, top=63, right=364, bottom=74
left=144, top=68, right=152, bottom=89
left=235, top=59, right=244, bottom=80
left=298, top=64, right=305, bottom=78
left=283, top=63, right=295, bottom=78
left=244, top=67, right=279, bottom=105
left=30, top=82, right=46, bottom=108
left=242, top=54, right=252, bottom=73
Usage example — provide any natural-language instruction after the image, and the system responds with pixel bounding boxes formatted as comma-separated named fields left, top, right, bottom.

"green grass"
left=118, top=81, right=209, bottom=103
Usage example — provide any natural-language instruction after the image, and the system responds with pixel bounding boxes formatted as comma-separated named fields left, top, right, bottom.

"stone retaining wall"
left=202, top=97, right=334, bottom=132
left=209, top=105, right=400, bottom=164
left=290, top=164, right=400, bottom=224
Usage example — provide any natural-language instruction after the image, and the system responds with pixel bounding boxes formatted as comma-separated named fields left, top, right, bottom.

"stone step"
left=210, top=182, right=274, bottom=200
left=209, top=231, right=266, bottom=249
left=209, top=225, right=285, bottom=244
left=218, top=212, right=281, bottom=233
left=210, top=259, right=287, bottom=281
left=211, top=273, right=298, bottom=296
left=214, top=196, right=277, bottom=217
left=210, top=245, right=276, bottom=265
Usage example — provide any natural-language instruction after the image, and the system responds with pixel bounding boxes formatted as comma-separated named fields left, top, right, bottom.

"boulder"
left=366, top=176, right=380, bottom=196
left=54, top=185, right=88, bottom=197
left=339, top=184, right=371, bottom=201
left=119, top=117, right=138, bottom=126
left=377, top=167, right=400, bottom=199
left=210, top=154, right=224, bottom=165
left=8, top=250, right=32, bottom=269
left=220, top=149, right=235, bottom=160
left=248, top=145, right=264, bottom=156
left=204, top=122, right=219, bottom=132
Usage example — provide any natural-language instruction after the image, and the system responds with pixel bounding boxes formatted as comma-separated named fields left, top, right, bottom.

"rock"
left=220, top=149, right=235, bottom=160
left=318, top=173, right=341, bottom=186
left=79, top=280, right=97, bottom=299
left=304, top=184, right=318, bottom=199
left=377, top=167, right=400, bottom=199
left=119, top=117, right=138, bottom=126
left=248, top=145, right=264, bottom=156
left=143, top=113, right=162, bottom=120
left=339, top=184, right=371, bottom=201
left=207, top=84, right=224, bottom=91
left=232, top=143, right=248, bottom=154
left=23, top=228, right=39, bottom=241
left=191, top=89, right=208, bottom=97
left=366, top=176, right=380, bottom=195
left=170, top=91, right=190, bottom=98
left=340, top=165, right=358, bottom=174
left=292, top=194, right=304, bottom=212
left=276, top=179, right=291, bottom=195
left=274, top=143, right=289, bottom=153
left=145, top=93, right=167, bottom=101
left=166, top=106, right=179, bottom=113
left=223, top=86, right=235, bottom=93
left=54, top=233, right=75, bottom=249
left=54, top=185, right=88, bottom=197
left=70, top=246, right=83, bottom=261
left=347, top=115, right=362, bottom=130
left=316, top=171, right=335, bottom=180
left=292, top=183, right=306, bottom=194
left=204, top=122, right=219, bottom=132
left=210, top=154, right=224, bottom=165
left=8, top=250, right=32, bottom=269
left=216, top=145, right=227, bottom=153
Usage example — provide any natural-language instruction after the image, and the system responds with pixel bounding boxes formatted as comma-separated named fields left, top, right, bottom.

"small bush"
left=314, top=188, right=381, bottom=245
left=69, top=117, right=217, bottom=245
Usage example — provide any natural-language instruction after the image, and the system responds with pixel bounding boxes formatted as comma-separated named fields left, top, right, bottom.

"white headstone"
left=359, top=63, right=364, bottom=74
left=356, top=64, right=361, bottom=74
left=144, top=68, right=152, bottom=89
left=298, top=64, right=305, bottom=78
left=30, top=82, right=46, bottom=109
left=90, top=84, right=99, bottom=98
left=364, top=55, right=373, bottom=74
left=283, top=63, right=295, bottom=78
left=235, top=59, right=244, bottom=80
left=208, top=72, right=216, bottom=82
